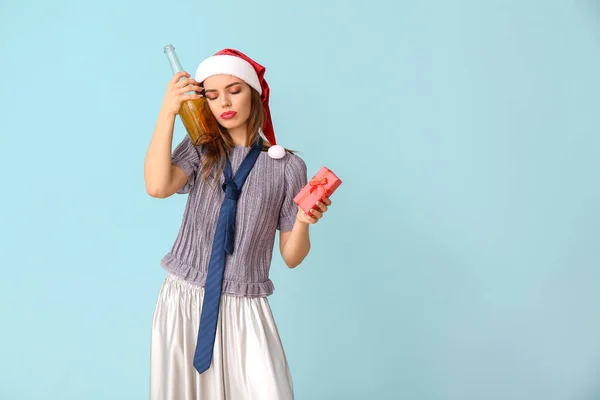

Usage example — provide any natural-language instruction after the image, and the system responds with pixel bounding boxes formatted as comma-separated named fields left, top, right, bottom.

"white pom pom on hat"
left=267, top=144, right=286, bottom=159
left=195, top=48, right=286, bottom=159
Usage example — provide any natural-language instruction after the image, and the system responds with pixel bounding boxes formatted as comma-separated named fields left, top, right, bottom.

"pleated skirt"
left=150, top=273, right=295, bottom=400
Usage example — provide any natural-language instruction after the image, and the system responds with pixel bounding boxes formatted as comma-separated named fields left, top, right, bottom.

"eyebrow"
left=203, top=82, right=242, bottom=93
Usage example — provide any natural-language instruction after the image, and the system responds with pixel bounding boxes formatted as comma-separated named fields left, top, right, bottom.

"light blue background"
left=1, top=0, right=599, bottom=399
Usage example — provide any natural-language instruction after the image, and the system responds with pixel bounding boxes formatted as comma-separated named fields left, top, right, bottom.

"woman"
left=144, top=48, right=332, bottom=399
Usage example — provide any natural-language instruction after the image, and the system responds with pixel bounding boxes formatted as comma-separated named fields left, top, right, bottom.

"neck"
left=228, top=124, right=249, bottom=147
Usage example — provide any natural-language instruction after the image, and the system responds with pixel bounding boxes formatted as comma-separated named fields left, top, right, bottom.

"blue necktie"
left=193, top=136, right=263, bottom=375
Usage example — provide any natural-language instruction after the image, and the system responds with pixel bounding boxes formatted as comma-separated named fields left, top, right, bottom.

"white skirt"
left=150, top=273, right=295, bottom=400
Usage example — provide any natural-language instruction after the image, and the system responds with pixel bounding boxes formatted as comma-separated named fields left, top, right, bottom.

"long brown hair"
left=198, top=88, right=297, bottom=188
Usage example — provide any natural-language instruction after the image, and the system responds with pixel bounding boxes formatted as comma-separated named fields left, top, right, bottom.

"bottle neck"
left=164, top=45, right=184, bottom=74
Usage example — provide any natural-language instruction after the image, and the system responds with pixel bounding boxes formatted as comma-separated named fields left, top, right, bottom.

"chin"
left=219, top=120, right=245, bottom=131
left=219, top=120, right=235, bottom=129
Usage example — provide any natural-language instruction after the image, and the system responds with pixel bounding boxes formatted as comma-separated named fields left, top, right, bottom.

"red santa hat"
left=194, top=48, right=285, bottom=159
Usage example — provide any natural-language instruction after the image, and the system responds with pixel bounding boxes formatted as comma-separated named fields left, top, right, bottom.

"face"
left=202, top=74, right=253, bottom=132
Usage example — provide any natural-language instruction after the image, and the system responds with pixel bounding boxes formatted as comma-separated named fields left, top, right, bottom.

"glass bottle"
left=163, top=44, right=220, bottom=146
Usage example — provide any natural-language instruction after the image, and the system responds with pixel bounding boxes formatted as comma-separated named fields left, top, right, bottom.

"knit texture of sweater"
left=160, top=135, right=308, bottom=297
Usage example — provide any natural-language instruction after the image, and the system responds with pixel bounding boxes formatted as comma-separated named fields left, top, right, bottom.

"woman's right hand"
left=161, top=71, right=204, bottom=116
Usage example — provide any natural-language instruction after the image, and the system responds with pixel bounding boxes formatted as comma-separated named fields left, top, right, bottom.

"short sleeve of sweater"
left=171, top=135, right=201, bottom=194
left=277, top=152, right=308, bottom=232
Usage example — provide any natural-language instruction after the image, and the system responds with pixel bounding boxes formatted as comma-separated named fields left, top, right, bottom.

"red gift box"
left=293, top=166, right=342, bottom=216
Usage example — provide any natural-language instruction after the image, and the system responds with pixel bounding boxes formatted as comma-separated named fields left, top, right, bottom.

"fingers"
left=162, top=72, right=203, bottom=115
left=169, top=75, right=203, bottom=95
left=304, top=197, right=331, bottom=222
left=315, top=199, right=330, bottom=212
left=178, top=84, right=203, bottom=94
left=170, top=71, right=190, bottom=84
left=303, top=211, right=318, bottom=223
left=177, top=77, right=199, bottom=88
left=182, top=93, right=204, bottom=101
left=309, top=208, right=323, bottom=219
left=174, top=77, right=203, bottom=97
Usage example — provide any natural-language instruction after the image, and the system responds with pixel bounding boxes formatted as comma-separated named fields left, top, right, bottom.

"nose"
left=220, top=93, right=231, bottom=108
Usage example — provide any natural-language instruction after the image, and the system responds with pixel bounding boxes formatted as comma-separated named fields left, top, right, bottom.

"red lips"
left=221, top=111, right=237, bottom=119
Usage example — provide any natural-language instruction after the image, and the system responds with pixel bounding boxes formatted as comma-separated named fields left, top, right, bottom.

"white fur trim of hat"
left=195, top=55, right=262, bottom=94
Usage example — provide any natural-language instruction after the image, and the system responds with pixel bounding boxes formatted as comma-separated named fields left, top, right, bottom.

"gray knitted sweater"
left=160, top=135, right=308, bottom=297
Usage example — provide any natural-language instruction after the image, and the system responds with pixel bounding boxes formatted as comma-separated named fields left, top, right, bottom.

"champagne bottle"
left=163, top=44, right=219, bottom=145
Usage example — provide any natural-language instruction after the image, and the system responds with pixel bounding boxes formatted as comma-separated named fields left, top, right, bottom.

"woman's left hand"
left=296, top=197, right=332, bottom=225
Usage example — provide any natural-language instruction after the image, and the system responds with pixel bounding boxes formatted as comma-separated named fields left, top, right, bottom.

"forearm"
left=144, top=110, right=177, bottom=195
left=282, top=218, right=311, bottom=268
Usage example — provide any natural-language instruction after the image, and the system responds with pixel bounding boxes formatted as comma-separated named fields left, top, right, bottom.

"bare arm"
left=279, top=198, right=331, bottom=268
left=279, top=218, right=310, bottom=269
left=143, top=110, right=187, bottom=198
left=144, top=71, right=203, bottom=198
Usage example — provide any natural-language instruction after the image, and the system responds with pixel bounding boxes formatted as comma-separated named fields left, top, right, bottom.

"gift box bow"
left=293, top=165, right=342, bottom=217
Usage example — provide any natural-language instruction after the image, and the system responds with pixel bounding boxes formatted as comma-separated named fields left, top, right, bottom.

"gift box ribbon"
left=297, top=173, right=329, bottom=206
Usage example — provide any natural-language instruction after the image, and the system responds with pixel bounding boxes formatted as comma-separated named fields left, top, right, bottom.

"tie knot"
left=222, top=179, right=241, bottom=201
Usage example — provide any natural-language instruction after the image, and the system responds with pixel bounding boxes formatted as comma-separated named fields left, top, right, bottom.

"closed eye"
left=206, top=87, right=241, bottom=101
